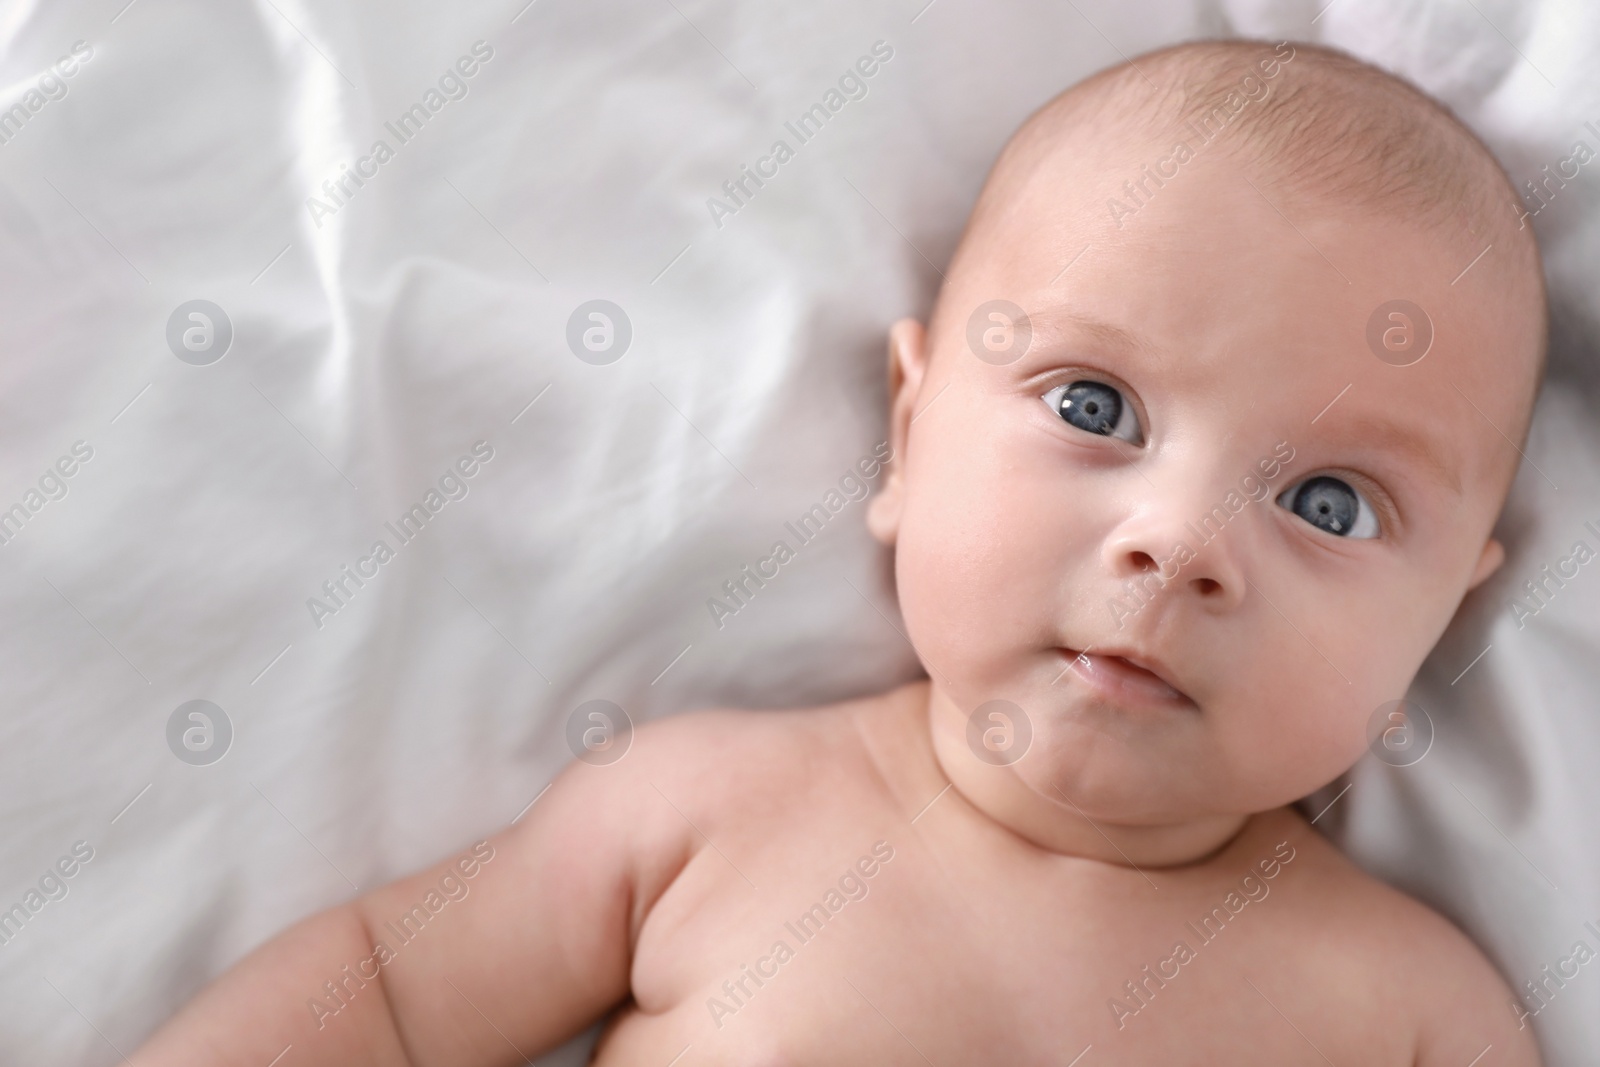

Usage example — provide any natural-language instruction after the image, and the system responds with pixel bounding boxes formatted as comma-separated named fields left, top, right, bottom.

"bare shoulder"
left=519, top=693, right=856, bottom=854
left=616, top=680, right=932, bottom=811
left=524, top=679, right=921, bottom=848
left=1263, top=818, right=1541, bottom=1065
left=541, top=683, right=925, bottom=950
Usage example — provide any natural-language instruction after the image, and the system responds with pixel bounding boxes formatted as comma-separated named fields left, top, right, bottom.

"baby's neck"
left=920, top=682, right=1254, bottom=869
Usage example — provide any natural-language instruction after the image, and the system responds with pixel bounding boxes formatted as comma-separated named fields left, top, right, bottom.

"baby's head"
left=868, top=40, right=1546, bottom=832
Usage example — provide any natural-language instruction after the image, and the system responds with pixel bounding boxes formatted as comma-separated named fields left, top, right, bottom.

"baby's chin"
left=1001, top=694, right=1325, bottom=824
left=936, top=651, right=1359, bottom=820
left=1013, top=714, right=1221, bottom=819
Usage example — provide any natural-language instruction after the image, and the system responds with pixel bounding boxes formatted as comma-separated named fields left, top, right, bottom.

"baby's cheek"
left=1218, top=629, right=1401, bottom=806
left=896, top=473, right=1071, bottom=680
left=894, top=503, right=1014, bottom=677
left=1205, top=707, right=1345, bottom=811
left=1313, top=580, right=1437, bottom=714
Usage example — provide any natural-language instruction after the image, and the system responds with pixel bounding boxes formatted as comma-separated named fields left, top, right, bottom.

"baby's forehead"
left=963, top=41, right=1535, bottom=293
left=938, top=41, right=1545, bottom=490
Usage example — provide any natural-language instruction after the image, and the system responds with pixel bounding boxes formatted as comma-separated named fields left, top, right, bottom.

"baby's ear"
left=1466, top=536, right=1506, bottom=591
left=867, top=318, right=929, bottom=546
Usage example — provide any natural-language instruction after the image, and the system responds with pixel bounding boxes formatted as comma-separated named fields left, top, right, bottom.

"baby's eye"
left=1276, top=475, right=1380, bottom=539
left=1042, top=381, right=1143, bottom=444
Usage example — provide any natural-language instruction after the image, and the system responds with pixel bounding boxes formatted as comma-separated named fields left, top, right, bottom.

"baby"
left=135, top=39, right=1547, bottom=1066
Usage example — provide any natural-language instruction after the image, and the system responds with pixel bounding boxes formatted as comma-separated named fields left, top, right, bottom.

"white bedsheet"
left=0, top=0, right=1595, bottom=1062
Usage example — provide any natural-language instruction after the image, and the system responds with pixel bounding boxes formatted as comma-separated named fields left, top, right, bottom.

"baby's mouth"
left=1058, top=647, right=1196, bottom=710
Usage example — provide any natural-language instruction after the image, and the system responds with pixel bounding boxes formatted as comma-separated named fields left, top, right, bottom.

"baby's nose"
left=1101, top=505, right=1248, bottom=614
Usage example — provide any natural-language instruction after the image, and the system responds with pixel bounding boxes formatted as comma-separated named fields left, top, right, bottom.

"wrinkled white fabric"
left=0, top=0, right=1594, bottom=1062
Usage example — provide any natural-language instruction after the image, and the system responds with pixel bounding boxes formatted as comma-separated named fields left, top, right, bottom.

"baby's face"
left=872, top=144, right=1538, bottom=824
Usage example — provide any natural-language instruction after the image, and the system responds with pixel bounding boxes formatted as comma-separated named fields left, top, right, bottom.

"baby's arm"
left=133, top=728, right=697, bottom=1066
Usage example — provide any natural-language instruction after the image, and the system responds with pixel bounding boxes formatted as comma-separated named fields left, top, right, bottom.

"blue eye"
left=1277, top=475, right=1380, bottom=539
left=1042, top=381, right=1143, bottom=444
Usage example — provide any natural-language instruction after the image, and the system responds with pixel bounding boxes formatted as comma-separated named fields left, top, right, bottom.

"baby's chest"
left=606, top=833, right=1387, bottom=1066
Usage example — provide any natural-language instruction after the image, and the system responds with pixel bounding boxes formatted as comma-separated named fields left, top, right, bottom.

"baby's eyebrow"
left=1029, top=311, right=1150, bottom=356
left=1325, top=414, right=1461, bottom=496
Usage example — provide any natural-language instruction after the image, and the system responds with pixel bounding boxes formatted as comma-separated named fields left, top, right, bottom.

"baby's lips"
left=1059, top=646, right=1196, bottom=709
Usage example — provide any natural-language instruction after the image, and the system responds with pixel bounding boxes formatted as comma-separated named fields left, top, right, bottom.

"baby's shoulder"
left=1273, top=828, right=1485, bottom=966
left=517, top=692, right=903, bottom=940
left=620, top=682, right=919, bottom=809
left=629, top=695, right=860, bottom=771
left=1257, top=821, right=1538, bottom=1063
